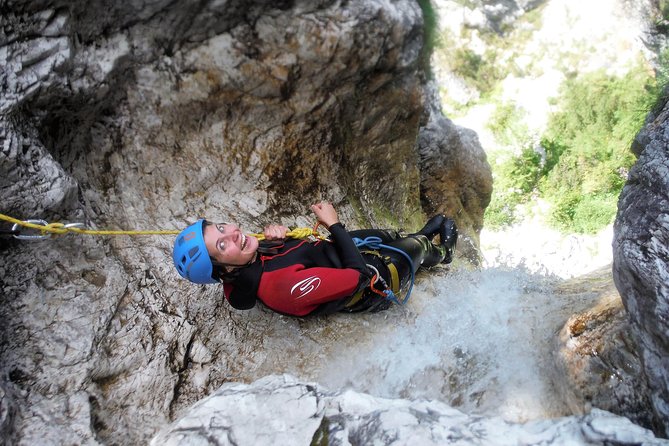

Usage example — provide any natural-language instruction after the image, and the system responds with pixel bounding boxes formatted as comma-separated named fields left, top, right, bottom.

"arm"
left=327, top=223, right=370, bottom=274
left=311, top=201, right=370, bottom=274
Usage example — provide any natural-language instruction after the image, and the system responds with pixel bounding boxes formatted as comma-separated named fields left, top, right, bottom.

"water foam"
left=315, top=266, right=599, bottom=422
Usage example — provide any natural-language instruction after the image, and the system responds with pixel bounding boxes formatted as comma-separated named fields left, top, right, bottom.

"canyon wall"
left=0, top=1, right=490, bottom=443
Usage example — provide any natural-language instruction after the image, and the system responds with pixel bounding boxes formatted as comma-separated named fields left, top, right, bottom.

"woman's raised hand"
left=263, top=224, right=289, bottom=241
left=310, top=201, right=340, bottom=228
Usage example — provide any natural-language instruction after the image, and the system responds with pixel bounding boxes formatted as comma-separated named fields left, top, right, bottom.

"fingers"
left=310, top=201, right=325, bottom=212
left=310, top=201, right=339, bottom=227
left=311, top=200, right=332, bottom=211
left=263, top=224, right=289, bottom=240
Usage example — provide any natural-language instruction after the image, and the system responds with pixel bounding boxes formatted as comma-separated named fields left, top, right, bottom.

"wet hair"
left=212, top=262, right=240, bottom=283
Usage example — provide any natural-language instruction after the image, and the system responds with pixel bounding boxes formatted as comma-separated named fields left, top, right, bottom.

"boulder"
left=152, top=374, right=664, bottom=445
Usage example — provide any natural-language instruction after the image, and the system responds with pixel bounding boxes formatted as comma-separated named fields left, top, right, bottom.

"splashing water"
left=305, top=266, right=600, bottom=423
left=244, top=227, right=612, bottom=423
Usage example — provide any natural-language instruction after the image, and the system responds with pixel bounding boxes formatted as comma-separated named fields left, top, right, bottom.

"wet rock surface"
left=614, top=95, right=669, bottom=437
left=553, top=267, right=657, bottom=432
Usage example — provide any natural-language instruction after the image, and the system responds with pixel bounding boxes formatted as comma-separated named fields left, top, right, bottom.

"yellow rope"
left=250, top=227, right=326, bottom=241
left=0, top=213, right=326, bottom=240
left=0, top=213, right=181, bottom=236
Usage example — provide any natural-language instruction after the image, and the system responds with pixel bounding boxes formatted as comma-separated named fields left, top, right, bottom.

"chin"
left=246, top=236, right=259, bottom=252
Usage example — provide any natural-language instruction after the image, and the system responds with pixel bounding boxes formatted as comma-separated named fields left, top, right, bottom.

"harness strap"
left=359, top=249, right=402, bottom=293
left=353, top=236, right=415, bottom=305
left=345, top=288, right=366, bottom=308
left=343, top=250, right=389, bottom=309
left=387, top=262, right=400, bottom=294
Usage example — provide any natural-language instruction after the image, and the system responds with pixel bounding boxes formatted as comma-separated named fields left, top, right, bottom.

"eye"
left=216, top=223, right=226, bottom=233
left=217, top=240, right=225, bottom=252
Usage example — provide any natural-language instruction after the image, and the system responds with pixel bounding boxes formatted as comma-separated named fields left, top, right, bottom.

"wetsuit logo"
left=290, top=276, right=321, bottom=299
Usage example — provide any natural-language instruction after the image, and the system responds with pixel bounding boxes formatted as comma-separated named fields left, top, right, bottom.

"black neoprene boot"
left=414, top=214, right=446, bottom=241
left=440, top=218, right=458, bottom=264
left=387, top=234, right=446, bottom=271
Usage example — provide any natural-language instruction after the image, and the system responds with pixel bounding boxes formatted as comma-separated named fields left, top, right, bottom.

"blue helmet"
left=173, top=219, right=218, bottom=284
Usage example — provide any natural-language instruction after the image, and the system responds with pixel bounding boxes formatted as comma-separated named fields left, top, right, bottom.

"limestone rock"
left=0, top=6, right=78, bottom=218
left=418, top=82, right=493, bottom=264
left=613, top=95, right=669, bottom=437
left=0, top=1, right=491, bottom=444
left=553, top=267, right=657, bottom=432
left=152, top=374, right=665, bottom=446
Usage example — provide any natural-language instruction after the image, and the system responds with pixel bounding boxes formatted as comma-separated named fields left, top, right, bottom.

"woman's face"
left=203, top=222, right=259, bottom=266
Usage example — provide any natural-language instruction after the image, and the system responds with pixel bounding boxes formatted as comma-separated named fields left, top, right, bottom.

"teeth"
left=241, top=234, right=246, bottom=250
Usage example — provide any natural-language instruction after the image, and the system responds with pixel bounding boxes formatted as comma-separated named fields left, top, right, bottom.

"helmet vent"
left=173, top=219, right=215, bottom=284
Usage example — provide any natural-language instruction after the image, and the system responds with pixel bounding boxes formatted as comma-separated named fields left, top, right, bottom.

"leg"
left=348, top=228, right=401, bottom=243
left=412, top=214, right=446, bottom=241
left=440, top=218, right=458, bottom=264
left=385, top=234, right=446, bottom=277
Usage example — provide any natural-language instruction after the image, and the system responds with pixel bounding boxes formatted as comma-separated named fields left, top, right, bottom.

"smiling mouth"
left=241, top=233, right=247, bottom=250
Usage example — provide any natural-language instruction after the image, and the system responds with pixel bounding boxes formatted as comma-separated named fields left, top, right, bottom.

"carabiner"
left=12, top=219, right=50, bottom=240
left=63, top=222, right=86, bottom=231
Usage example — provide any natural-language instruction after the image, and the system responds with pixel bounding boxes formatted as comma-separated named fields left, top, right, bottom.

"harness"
left=344, top=236, right=416, bottom=308
left=344, top=250, right=402, bottom=309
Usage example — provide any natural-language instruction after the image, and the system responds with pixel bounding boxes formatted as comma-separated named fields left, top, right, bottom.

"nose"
left=221, top=228, right=240, bottom=242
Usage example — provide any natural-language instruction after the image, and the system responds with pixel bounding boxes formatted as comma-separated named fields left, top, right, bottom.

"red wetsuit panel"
left=258, top=264, right=362, bottom=316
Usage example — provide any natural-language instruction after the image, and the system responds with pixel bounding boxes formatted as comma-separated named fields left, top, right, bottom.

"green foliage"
left=661, top=0, right=669, bottom=18
left=417, top=0, right=441, bottom=73
left=451, top=0, right=478, bottom=8
left=487, top=101, right=531, bottom=147
left=484, top=147, right=542, bottom=229
left=655, top=0, right=669, bottom=34
left=483, top=64, right=659, bottom=234
left=484, top=192, right=518, bottom=229
left=452, top=48, right=504, bottom=96
left=550, top=193, right=618, bottom=233
left=538, top=66, right=654, bottom=232
left=652, top=47, right=669, bottom=113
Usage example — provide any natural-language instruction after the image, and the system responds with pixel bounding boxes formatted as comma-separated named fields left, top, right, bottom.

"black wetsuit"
left=222, top=223, right=446, bottom=316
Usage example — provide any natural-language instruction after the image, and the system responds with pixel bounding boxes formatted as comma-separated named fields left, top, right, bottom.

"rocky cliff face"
left=2, top=0, right=491, bottom=234
left=1, top=0, right=491, bottom=444
left=613, top=94, right=669, bottom=437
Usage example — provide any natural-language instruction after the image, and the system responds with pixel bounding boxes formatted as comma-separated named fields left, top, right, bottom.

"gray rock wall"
left=613, top=95, right=669, bottom=437
left=1, top=1, right=491, bottom=444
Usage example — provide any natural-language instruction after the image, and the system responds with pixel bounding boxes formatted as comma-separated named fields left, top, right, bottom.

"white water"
left=241, top=224, right=614, bottom=424
left=309, top=265, right=598, bottom=423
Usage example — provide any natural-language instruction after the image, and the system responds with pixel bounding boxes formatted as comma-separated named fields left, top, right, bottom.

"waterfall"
left=238, top=225, right=616, bottom=424
left=312, top=267, right=599, bottom=423
left=241, top=268, right=596, bottom=423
